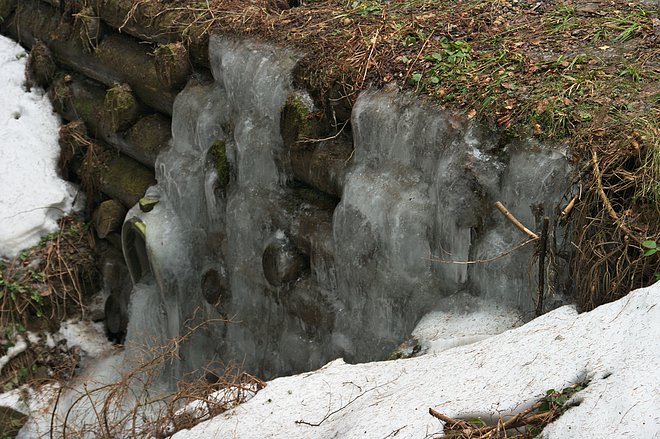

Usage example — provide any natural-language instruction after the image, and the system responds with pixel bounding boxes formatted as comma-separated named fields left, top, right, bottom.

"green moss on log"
left=280, top=95, right=327, bottom=149
left=154, top=42, right=191, bottom=89
left=103, top=83, right=140, bottom=132
left=209, top=140, right=230, bottom=189
left=26, top=40, right=56, bottom=89
left=126, top=114, right=171, bottom=166
left=99, top=155, right=156, bottom=208
left=280, top=95, right=313, bottom=148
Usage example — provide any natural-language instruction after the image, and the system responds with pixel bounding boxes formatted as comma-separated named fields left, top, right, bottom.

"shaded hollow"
left=121, top=217, right=151, bottom=283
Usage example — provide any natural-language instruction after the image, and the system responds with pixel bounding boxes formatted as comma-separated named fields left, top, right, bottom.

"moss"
left=74, top=5, right=101, bottom=52
left=103, top=83, right=140, bottom=132
left=154, top=42, right=191, bottom=89
left=280, top=95, right=314, bottom=148
left=100, top=155, right=156, bottom=208
left=209, top=140, right=230, bottom=189
left=138, top=197, right=159, bottom=212
left=280, top=96, right=310, bottom=147
left=26, top=40, right=56, bottom=89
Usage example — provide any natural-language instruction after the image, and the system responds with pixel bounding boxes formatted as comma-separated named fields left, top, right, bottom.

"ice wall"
left=121, top=36, right=572, bottom=379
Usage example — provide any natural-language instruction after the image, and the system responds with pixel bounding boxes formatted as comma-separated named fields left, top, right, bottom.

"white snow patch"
left=57, top=319, right=114, bottom=358
left=413, top=298, right=523, bottom=354
left=0, top=35, right=78, bottom=259
left=173, top=283, right=660, bottom=439
left=0, top=336, right=27, bottom=372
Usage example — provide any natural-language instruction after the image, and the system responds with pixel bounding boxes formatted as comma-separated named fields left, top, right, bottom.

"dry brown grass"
left=0, top=216, right=97, bottom=332
left=54, top=316, right=264, bottom=438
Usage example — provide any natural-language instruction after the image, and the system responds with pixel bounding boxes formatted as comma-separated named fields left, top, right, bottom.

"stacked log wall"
left=0, top=0, right=353, bottom=253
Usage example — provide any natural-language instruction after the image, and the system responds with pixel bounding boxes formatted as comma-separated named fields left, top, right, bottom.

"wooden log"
left=93, top=199, right=127, bottom=239
left=95, top=33, right=179, bottom=112
left=288, top=138, right=351, bottom=197
left=0, top=0, right=17, bottom=22
left=154, top=42, right=192, bottom=90
left=98, top=154, right=156, bottom=208
left=536, top=217, right=550, bottom=316
left=103, top=83, right=144, bottom=133
left=92, top=0, right=209, bottom=67
left=123, top=114, right=172, bottom=167
left=26, top=40, right=57, bottom=89
left=51, top=73, right=169, bottom=168
left=4, top=0, right=177, bottom=114
left=50, top=73, right=108, bottom=136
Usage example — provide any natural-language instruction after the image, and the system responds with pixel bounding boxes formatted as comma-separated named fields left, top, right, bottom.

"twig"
left=428, top=238, right=537, bottom=265
left=50, top=386, right=62, bottom=439
left=536, top=217, right=549, bottom=316
left=428, top=408, right=473, bottom=431
left=297, top=120, right=349, bottom=143
left=494, top=201, right=539, bottom=240
left=561, top=196, right=577, bottom=218
left=403, top=30, right=434, bottom=85
left=296, top=380, right=392, bottom=427
left=361, top=26, right=382, bottom=86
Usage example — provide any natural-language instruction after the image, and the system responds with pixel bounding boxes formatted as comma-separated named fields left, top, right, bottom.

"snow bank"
left=173, top=283, right=660, bottom=439
left=0, top=35, right=77, bottom=259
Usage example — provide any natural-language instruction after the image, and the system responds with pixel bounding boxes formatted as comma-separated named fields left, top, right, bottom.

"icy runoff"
left=174, top=283, right=660, bottom=439
left=0, top=35, right=77, bottom=258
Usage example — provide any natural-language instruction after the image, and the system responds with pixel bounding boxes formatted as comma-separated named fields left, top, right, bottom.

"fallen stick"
left=561, top=196, right=577, bottom=218
left=536, top=217, right=550, bottom=317
left=428, top=408, right=473, bottom=431
left=430, top=401, right=556, bottom=438
left=494, top=201, right=539, bottom=240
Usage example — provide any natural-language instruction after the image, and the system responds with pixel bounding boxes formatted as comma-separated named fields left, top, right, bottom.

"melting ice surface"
left=0, top=35, right=77, bottom=258
left=119, top=35, right=573, bottom=381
